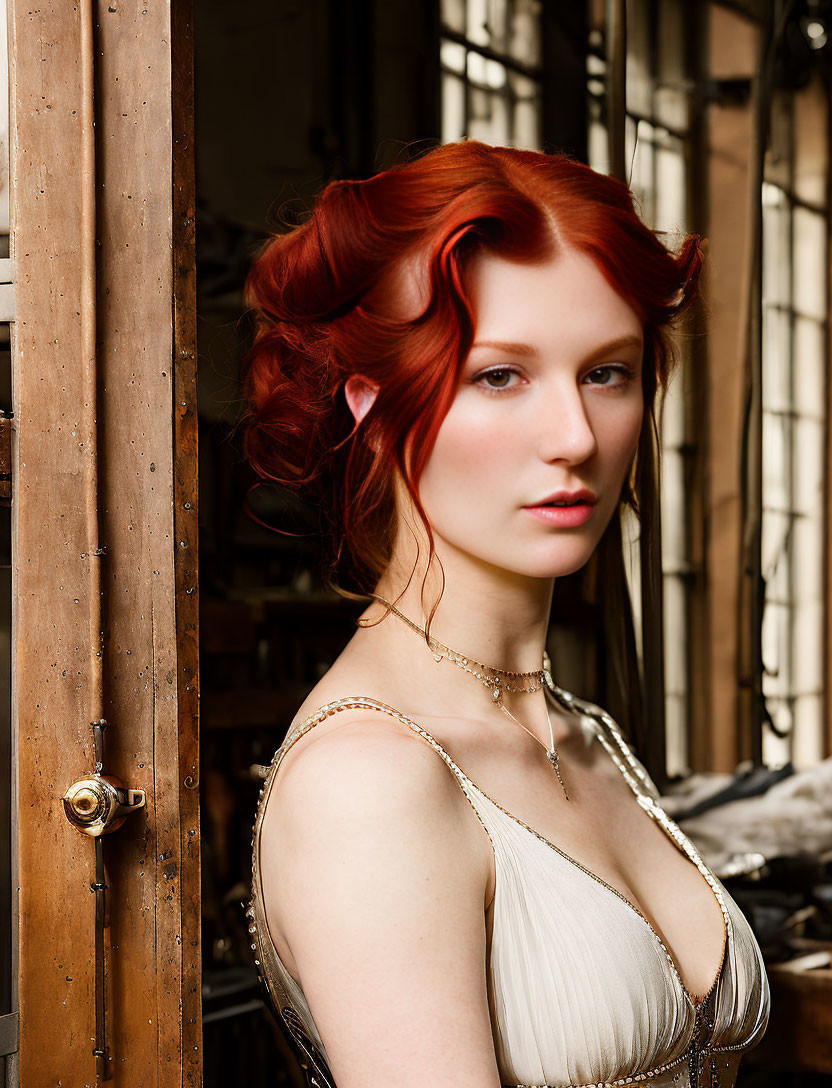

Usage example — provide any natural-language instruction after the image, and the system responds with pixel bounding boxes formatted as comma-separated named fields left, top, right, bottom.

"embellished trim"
left=512, top=1045, right=690, bottom=1086
left=247, top=698, right=500, bottom=989
left=709, top=1038, right=762, bottom=1053
left=280, top=1005, right=337, bottom=1088
left=546, top=682, right=733, bottom=1012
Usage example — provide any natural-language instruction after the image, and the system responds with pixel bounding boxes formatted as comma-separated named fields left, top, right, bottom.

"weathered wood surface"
left=171, top=2, right=202, bottom=1080
left=10, top=2, right=200, bottom=1084
left=697, top=5, right=758, bottom=772
left=10, top=3, right=98, bottom=1082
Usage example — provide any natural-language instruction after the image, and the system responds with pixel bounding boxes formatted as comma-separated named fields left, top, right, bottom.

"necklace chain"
left=360, top=593, right=571, bottom=800
left=361, top=594, right=547, bottom=693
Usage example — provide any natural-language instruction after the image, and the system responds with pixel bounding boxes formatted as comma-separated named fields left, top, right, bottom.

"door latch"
left=63, top=719, right=146, bottom=837
left=63, top=774, right=146, bottom=837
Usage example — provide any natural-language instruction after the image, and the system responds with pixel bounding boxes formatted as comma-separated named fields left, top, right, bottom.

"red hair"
left=241, top=140, right=704, bottom=596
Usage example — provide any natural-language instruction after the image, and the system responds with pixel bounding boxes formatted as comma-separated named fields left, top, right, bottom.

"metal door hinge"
left=0, top=411, right=11, bottom=505
left=0, top=1011, right=19, bottom=1057
left=0, top=258, right=15, bottom=322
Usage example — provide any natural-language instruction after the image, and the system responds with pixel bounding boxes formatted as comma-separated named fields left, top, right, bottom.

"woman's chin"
left=428, top=525, right=603, bottom=582
left=469, top=543, right=600, bottom=581
left=521, top=558, right=595, bottom=579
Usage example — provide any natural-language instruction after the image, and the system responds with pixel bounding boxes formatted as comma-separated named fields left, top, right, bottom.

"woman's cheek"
left=432, top=412, right=512, bottom=478
left=610, top=398, right=643, bottom=462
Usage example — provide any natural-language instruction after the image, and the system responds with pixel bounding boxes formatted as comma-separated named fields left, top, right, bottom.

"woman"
left=243, top=142, right=770, bottom=1088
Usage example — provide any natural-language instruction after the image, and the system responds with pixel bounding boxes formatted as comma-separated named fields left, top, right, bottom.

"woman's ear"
left=344, top=375, right=380, bottom=424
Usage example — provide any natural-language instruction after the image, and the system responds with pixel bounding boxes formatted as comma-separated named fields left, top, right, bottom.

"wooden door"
left=8, top=2, right=200, bottom=1084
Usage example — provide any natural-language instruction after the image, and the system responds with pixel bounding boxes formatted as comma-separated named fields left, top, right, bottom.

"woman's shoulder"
left=262, top=694, right=479, bottom=854
left=256, top=695, right=496, bottom=1029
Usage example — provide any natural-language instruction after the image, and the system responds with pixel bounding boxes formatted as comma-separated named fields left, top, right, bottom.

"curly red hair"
left=241, top=140, right=704, bottom=594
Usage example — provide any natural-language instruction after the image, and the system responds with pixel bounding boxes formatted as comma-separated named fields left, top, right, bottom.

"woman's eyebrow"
left=469, top=339, right=538, bottom=356
left=469, top=334, right=643, bottom=359
left=584, top=334, right=644, bottom=361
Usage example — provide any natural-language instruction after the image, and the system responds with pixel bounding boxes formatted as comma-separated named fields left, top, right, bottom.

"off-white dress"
left=249, top=685, right=770, bottom=1088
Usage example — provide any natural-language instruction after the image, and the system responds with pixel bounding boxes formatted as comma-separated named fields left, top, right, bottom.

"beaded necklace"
left=360, top=594, right=570, bottom=801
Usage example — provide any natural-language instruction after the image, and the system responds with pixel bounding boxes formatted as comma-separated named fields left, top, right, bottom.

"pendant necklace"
left=360, top=594, right=571, bottom=801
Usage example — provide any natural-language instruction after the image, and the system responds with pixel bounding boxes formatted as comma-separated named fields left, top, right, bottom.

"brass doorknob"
left=63, top=774, right=146, bottom=837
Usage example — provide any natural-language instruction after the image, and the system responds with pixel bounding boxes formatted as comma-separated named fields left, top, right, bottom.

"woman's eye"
left=584, top=365, right=631, bottom=387
left=474, top=367, right=520, bottom=391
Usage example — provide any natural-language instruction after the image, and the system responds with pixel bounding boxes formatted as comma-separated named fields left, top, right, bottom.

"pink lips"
left=522, top=489, right=597, bottom=528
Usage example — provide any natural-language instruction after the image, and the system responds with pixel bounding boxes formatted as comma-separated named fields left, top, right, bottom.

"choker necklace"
left=360, top=593, right=570, bottom=801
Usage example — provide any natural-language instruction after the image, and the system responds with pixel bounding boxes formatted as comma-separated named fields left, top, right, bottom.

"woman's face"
left=415, top=247, right=645, bottom=579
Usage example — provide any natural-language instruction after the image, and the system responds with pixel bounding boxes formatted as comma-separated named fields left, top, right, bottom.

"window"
left=588, top=0, right=695, bottom=777
left=438, top=0, right=832, bottom=774
left=760, top=82, right=829, bottom=769
left=440, top=0, right=543, bottom=148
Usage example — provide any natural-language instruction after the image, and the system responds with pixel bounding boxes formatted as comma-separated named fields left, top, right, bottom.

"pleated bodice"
left=248, top=689, right=770, bottom=1088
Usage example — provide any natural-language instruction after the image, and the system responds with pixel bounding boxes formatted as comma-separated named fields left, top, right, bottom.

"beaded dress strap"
left=285, top=696, right=467, bottom=770
left=248, top=694, right=486, bottom=1088
left=278, top=696, right=474, bottom=792
left=549, top=682, right=734, bottom=944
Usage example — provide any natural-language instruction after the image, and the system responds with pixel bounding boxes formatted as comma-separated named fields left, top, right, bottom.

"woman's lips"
left=522, top=501, right=596, bottom=528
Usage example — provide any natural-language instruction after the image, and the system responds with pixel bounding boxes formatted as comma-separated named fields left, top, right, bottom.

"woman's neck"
left=337, top=530, right=573, bottom=750
left=372, top=534, right=555, bottom=676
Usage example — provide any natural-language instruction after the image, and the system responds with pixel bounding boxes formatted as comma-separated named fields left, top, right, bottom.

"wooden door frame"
left=9, top=3, right=200, bottom=1084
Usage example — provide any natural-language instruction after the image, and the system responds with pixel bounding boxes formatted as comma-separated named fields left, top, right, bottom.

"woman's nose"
left=537, top=384, right=598, bottom=465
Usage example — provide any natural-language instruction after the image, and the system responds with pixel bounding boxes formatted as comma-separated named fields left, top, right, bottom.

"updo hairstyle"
left=240, top=141, right=704, bottom=595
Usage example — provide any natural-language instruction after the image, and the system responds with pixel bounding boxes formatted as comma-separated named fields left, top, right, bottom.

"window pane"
left=792, top=694, right=824, bottom=766
left=762, top=182, right=791, bottom=307
left=466, top=0, right=493, bottom=48
left=508, top=69, right=540, bottom=149
left=761, top=508, right=791, bottom=590
left=762, top=305, right=792, bottom=414
left=441, top=0, right=467, bottom=34
left=467, top=50, right=487, bottom=85
left=588, top=95, right=608, bottom=172
left=793, top=206, right=826, bottom=321
left=762, top=599, right=791, bottom=696
left=587, top=50, right=605, bottom=77
left=792, top=574, right=822, bottom=692
left=763, top=696, right=793, bottom=768
left=655, top=0, right=688, bottom=131
left=793, top=316, right=825, bottom=420
left=468, top=85, right=510, bottom=145
left=627, top=118, right=655, bottom=225
left=655, top=140, right=686, bottom=234
left=663, top=575, right=689, bottom=777
left=513, top=97, right=540, bottom=150
left=442, top=71, right=467, bottom=144
left=509, top=0, right=542, bottom=67
left=441, top=39, right=467, bottom=74
left=793, top=417, right=824, bottom=518
left=762, top=175, right=827, bottom=768
left=761, top=411, right=790, bottom=513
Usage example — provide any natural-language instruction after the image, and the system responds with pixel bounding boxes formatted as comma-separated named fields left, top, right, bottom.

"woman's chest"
left=473, top=747, right=728, bottom=1003
left=476, top=792, right=765, bottom=1088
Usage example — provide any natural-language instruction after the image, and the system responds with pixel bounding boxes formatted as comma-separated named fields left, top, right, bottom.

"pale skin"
left=259, top=246, right=727, bottom=1087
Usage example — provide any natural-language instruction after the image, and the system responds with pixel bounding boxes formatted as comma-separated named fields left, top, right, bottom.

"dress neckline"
left=286, top=691, right=731, bottom=1009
